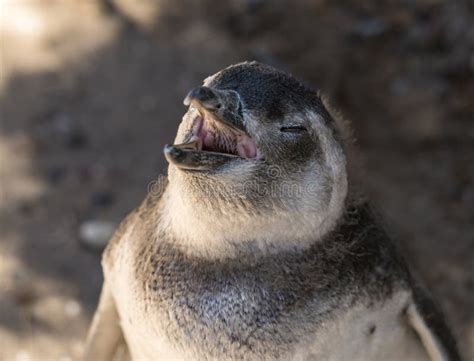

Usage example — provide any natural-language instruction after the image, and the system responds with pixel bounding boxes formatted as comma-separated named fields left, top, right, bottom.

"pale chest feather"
left=107, top=229, right=419, bottom=361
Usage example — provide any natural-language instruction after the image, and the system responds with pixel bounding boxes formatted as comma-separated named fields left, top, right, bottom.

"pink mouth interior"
left=191, top=115, right=258, bottom=159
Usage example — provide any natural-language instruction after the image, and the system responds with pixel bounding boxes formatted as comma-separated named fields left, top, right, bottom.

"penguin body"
left=84, top=62, right=460, bottom=361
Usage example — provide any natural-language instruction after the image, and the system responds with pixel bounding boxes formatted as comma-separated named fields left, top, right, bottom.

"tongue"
left=203, top=131, right=215, bottom=149
left=237, top=136, right=257, bottom=159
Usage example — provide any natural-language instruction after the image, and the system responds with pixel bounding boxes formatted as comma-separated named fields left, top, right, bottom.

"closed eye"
left=280, top=125, right=307, bottom=133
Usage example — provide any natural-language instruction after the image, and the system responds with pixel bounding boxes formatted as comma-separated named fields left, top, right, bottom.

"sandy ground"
left=0, top=0, right=473, bottom=360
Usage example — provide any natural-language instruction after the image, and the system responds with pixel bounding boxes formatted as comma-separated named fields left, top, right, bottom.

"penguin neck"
left=159, top=174, right=347, bottom=260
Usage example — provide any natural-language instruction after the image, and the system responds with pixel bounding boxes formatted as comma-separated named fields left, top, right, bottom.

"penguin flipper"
left=83, top=280, right=125, bottom=360
left=407, top=286, right=461, bottom=361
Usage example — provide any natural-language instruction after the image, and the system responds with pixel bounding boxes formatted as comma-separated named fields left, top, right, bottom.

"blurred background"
left=0, top=0, right=473, bottom=359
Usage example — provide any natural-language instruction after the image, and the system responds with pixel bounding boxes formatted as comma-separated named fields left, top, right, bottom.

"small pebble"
left=64, top=299, right=81, bottom=318
left=79, top=220, right=115, bottom=250
left=90, top=191, right=115, bottom=208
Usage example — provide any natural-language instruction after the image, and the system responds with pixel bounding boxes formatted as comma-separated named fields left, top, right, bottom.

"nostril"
left=184, top=86, right=217, bottom=106
left=195, top=86, right=215, bottom=101
left=184, top=86, right=223, bottom=111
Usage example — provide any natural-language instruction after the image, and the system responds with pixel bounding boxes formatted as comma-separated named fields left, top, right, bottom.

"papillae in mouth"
left=189, top=115, right=258, bottom=159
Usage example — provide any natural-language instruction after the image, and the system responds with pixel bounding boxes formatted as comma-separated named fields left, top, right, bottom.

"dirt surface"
left=0, top=0, right=473, bottom=360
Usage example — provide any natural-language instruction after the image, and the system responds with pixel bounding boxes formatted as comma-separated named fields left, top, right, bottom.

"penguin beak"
left=163, top=143, right=239, bottom=171
left=164, top=86, right=259, bottom=171
left=183, top=86, right=247, bottom=135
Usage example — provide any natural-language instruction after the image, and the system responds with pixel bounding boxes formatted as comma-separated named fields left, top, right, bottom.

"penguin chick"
left=84, top=61, right=461, bottom=361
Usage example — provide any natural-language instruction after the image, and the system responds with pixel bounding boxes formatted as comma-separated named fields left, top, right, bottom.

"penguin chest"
left=123, top=263, right=323, bottom=360
left=111, top=241, right=333, bottom=360
left=110, top=241, right=429, bottom=361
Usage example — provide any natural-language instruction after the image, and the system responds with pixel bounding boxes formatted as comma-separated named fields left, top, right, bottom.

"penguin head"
left=164, top=62, right=348, bottom=256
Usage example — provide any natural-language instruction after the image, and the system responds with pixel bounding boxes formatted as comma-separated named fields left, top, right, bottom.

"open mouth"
left=164, top=107, right=259, bottom=171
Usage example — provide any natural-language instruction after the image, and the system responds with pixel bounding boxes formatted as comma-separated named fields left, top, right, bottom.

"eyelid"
left=280, top=125, right=307, bottom=132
